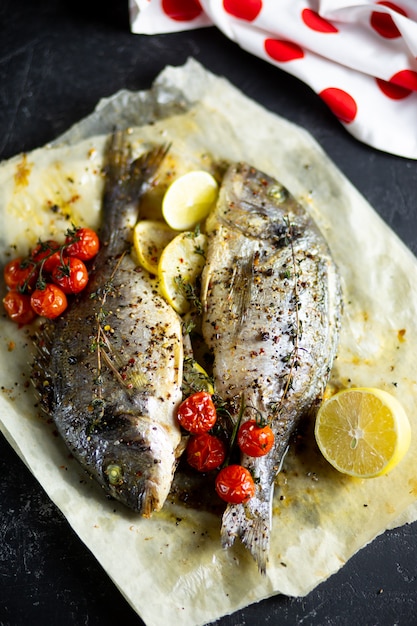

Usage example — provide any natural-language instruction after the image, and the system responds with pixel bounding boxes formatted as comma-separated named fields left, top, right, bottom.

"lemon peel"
left=158, top=230, right=208, bottom=314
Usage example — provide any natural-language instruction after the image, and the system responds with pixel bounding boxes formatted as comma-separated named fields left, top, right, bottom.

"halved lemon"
left=158, top=231, right=208, bottom=314
left=133, top=220, right=176, bottom=274
left=162, top=170, right=218, bottom=231
left=314, top=387, right=411, bottom=478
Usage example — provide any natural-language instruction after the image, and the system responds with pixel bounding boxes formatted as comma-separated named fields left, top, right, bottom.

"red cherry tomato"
left=237, top=420, right=274, bottom=457
left=186, top=433, right=226, bottom=472
left=51, top=257, right=88, bottom=294
left=3, top=290, right=37, bottom=325
left=215, top=465, right=255, bottom=504
left=31, top=240, right=61, bottom=273
left=31, top=284, right=68, bottom=319
left=3, top=257, right=37, bottom=292
left=177, top=391, right=217, bottom=434
left=65, top=227, right=100, bottom=261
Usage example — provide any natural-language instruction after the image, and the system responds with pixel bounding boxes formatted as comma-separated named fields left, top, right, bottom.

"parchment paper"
left=1, top=59, right=416, bottom=626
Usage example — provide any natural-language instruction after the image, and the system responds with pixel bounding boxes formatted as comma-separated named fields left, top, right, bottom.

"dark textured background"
left=1, top=1, right=417, bottom=625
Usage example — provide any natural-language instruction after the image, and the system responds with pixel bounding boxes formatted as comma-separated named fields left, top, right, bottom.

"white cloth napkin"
left=129, top=0, right=417, bottom=159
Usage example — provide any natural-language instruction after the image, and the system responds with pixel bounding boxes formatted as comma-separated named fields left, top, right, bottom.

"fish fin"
left=220, top=490, right=272, bottom=574
left=175, top=434, right=189, bottom=460
left=228, top=252, right=254, bottom=335
left=98, top=336, right=150, bottom=391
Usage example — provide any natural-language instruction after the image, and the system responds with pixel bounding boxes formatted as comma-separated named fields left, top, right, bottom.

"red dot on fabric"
left=370, top=2, right=407, bottom=39
left=376, top=0, right=407, bottom=13
left=223, top=0, right=262, bottom=21
left=264, top=39, right=304, bottom=63
left=376, top=70, right=417, bottom=99
left=376, top=78, right=411, bottom=99
left=301, top=9, right=338, bottom=33
left=319, top=88, right=358, bottom=124
left=391, top=69, right=417, bottom=91
left=162, top=0, right=202, bottom=22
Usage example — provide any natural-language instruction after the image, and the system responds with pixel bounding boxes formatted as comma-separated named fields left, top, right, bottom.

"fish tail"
left=101, top=131, right=169, bottom=250
left=220, top=495, right=272, bottom=574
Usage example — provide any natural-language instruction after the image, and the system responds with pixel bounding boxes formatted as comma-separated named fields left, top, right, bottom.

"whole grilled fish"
left=32, top=132, right=184, bottom=515
left=201, top=163, right=342, bottom=572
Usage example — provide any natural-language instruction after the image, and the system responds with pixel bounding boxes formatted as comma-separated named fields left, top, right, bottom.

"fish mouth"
left=101, top=420, right=177, bottom=516
left=138, top=477, right=167, bottom=518
left=103, top=458, right=163, bottom=516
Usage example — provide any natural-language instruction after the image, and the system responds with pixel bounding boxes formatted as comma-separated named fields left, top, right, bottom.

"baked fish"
left=32, top=132, right=184, bottom=516
left=201, top=162, right=342, bottom=572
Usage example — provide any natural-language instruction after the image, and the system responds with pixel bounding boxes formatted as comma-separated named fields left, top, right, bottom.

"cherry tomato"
left=237, top=420, right=274, bottom=457
left=65, top=227, right=100, bottom=261
left=3, top=290, right=37, bottom=325
left=176, top=391, right=217, bottom=434
left=4, top=257, right=37, bottom=292
left=31, top=240, right=61, bottom=273
left=215, top=465, right=255, bottom=504
left=51, top=257, right=88, bottom=294
left=31, top=284, right=68, bottom=319
left=186, top=433, right=226, bottom=472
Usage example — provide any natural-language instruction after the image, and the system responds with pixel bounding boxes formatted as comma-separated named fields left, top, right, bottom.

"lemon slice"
left=133, top=220, right=176, bottom=274
left=162, top=171, right=218, bottom=231
left=315, top=387, right=411, bottom=478
left=158, top=231, right=208, bottom=314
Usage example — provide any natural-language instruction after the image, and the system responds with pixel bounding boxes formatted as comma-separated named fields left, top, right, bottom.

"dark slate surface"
left=1, top=1, right=417, bottom=625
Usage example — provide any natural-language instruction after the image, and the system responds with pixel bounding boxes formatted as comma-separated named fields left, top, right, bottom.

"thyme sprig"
left=222, top=393, right=246, bottom=467
left=219, top=394, right=268, bottom=467
left=174, top=275, right=203, bottom=314
left=90, top=250, right=133, bottom=417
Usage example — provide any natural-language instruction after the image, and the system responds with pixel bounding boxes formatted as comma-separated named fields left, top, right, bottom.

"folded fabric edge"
left=129, top=0, right=213, bottom=35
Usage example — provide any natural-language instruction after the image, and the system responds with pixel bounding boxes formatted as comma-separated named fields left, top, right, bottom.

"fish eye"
left=105, top=463, right=124, bottom=486
left=268, top=184, right=289, bottom=203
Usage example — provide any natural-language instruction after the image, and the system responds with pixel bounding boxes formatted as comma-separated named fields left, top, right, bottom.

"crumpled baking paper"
left=1, top=59, right=417, bottom=626
left=130, top=0, right=417, bottom=160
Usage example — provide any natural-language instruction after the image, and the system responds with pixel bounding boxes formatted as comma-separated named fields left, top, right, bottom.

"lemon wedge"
left=162, top=170, right=218, bottom=231
left=158, top=231, right=208, bottom=314
left=183, top=358, right=214, bottom=395
left=133, top=220, right=176, bottom=274
left=315, top=387, right=411, bottom=478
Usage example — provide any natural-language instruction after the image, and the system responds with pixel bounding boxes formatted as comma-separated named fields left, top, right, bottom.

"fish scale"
left=32, top=132, right=184, bottom=516
left=201, top=162, right=342, bottom=572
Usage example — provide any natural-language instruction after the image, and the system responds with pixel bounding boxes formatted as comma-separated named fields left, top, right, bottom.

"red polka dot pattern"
left=162, top=0, right=202, bottom=22
left=130, top=0, right=417, bottom=158
left=376, top=71, right=417, bottom=100
left=391, top=69, right=417, bottom=92
left=302, top=9, right=338, bottom=34
left=376, top=78, right=412, bottom=100
left=265, top=39, right=304, bottom=63
left=319, top=88, right=358, bottom=124
left=370, top=2, right=407, bottom=39
left=223, top=0, right=262, bottom=22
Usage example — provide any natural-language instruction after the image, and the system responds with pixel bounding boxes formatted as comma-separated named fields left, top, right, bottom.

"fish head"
left=217, top=162, right=303, bottom=241
left=97, top=407, right=179, bottom=517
